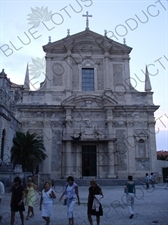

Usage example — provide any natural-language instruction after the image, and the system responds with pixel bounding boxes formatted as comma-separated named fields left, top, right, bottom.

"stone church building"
left=0, top=21, right=159, bottom=179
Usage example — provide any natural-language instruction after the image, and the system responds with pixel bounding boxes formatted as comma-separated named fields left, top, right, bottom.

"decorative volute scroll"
left=148, top=121, right=156, bottom=127
left=21, top=120, right=28, bottom=128
left=43, top=120, right=51, bottom=128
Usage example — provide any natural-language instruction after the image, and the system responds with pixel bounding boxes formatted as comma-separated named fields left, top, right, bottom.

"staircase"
left=53, top=178, right=145, bottom=187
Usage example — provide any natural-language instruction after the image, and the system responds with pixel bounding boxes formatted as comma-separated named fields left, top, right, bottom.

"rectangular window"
left=82, top=68, right=94, bottom=91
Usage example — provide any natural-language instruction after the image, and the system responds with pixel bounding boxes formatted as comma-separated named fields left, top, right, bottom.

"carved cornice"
left=133, top=132, right=148, bottom=142
left=123, top=56, right=130, bottom=60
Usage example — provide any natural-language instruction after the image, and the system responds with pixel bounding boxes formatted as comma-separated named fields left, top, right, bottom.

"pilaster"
left=45, top=55, right=52, bottom=90
left=148, top=120, right=157, bottom=172
left=104, top=52, right=110, bottom=90
left=126, top=119, right=135, bottom=174
left=43, top=120, right=52, bottom=173
left=123, top=55, right=131, bottom=89
left=64, top=107, right=73, bottom=176
left=105, top=108, right=116, bottom=178
left=66, top=50, right=72, bottom=97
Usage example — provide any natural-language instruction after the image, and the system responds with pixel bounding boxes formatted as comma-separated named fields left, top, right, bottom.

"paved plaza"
left=0, top=183, right=168, bottom=225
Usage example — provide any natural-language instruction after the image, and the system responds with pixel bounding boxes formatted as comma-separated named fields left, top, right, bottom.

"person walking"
left=124, top=175, right=136, bottom=219
left=145, top=173, right=150, bottom=189
left=59, top=176, right=80, bottom=225
left=87, top=179, right=103, bottom=225
left=149, top=173, right=155, bottom=187
left=39, top=181, right=56, bottom=225
left=0, top=180, right=5, bottom=222
left=25, top=177, right=40, bottom=220
left=10, top=176, right=25, bottom=225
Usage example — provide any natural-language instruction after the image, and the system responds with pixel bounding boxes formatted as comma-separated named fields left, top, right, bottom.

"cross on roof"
left=82, top=11, right=92, bottom=30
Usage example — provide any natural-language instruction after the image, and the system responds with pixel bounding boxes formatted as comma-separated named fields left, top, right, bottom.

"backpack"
left=145, top=175, right=150, bottom=183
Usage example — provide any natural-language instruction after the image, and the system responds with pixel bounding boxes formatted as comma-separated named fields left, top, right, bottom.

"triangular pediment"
left=61, top=93, right=118, bottom=108
left=43, top=29, right=132, bottom=54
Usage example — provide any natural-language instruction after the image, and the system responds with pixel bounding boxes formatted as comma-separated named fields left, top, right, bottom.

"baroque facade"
left=0, top=27, right=159, bottom=179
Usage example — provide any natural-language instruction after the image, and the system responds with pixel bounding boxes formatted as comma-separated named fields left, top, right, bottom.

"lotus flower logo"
left=27, top=7, right=52, bottom=28
left=29, top=57, right=46, bottom=78
left=29, top=57, right=46, bottom=90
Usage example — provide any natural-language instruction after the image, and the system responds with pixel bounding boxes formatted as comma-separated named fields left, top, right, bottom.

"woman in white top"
left=40, top=181, right=56, bottom=225
left=59, top=176, right=80, bottom=225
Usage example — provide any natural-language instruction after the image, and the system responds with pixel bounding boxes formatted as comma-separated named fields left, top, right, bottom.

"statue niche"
left=138, top=139, right=146, bottom=158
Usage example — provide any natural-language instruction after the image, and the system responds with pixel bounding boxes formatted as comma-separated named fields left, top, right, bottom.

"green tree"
left=11, top=131, right=47, bottom=172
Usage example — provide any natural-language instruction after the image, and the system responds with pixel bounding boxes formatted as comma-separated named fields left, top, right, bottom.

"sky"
left=0, top=0, right=168, bottom=150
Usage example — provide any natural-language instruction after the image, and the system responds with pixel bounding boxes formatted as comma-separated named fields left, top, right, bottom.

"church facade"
left=0, top=26, right=159, bottom=179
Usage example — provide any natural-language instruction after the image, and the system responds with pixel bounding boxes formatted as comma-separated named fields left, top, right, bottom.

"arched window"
left=1, top=129, right=6, bottom=161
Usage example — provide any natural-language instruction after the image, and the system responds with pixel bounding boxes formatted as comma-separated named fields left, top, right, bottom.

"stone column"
left=45, top=55, right=52, bottom=104
left=76, top=145, right=82, bottom=178
left=64, top=107, right=73, bottom=176
left=64, top=141, right=72, bottom=176
left=104, top=52, right=110, bottom=90
left=123, top=55, right=131, bottom=89
left=106, top=108, right=116, bottom=178
left=42, top=120, right=52, bottom=174
left=126, top=119, right=135, bottom=174
left=66, top=50, right=72, bottom=97
left=148, top=121, right=157, bottom=173
left=123, top=56, right=132, bottom=104
left=45, top=55, right=52, bottom=89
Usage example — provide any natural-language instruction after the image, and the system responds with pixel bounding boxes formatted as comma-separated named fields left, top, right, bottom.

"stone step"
left=53, top=178, right=145, bottom=186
